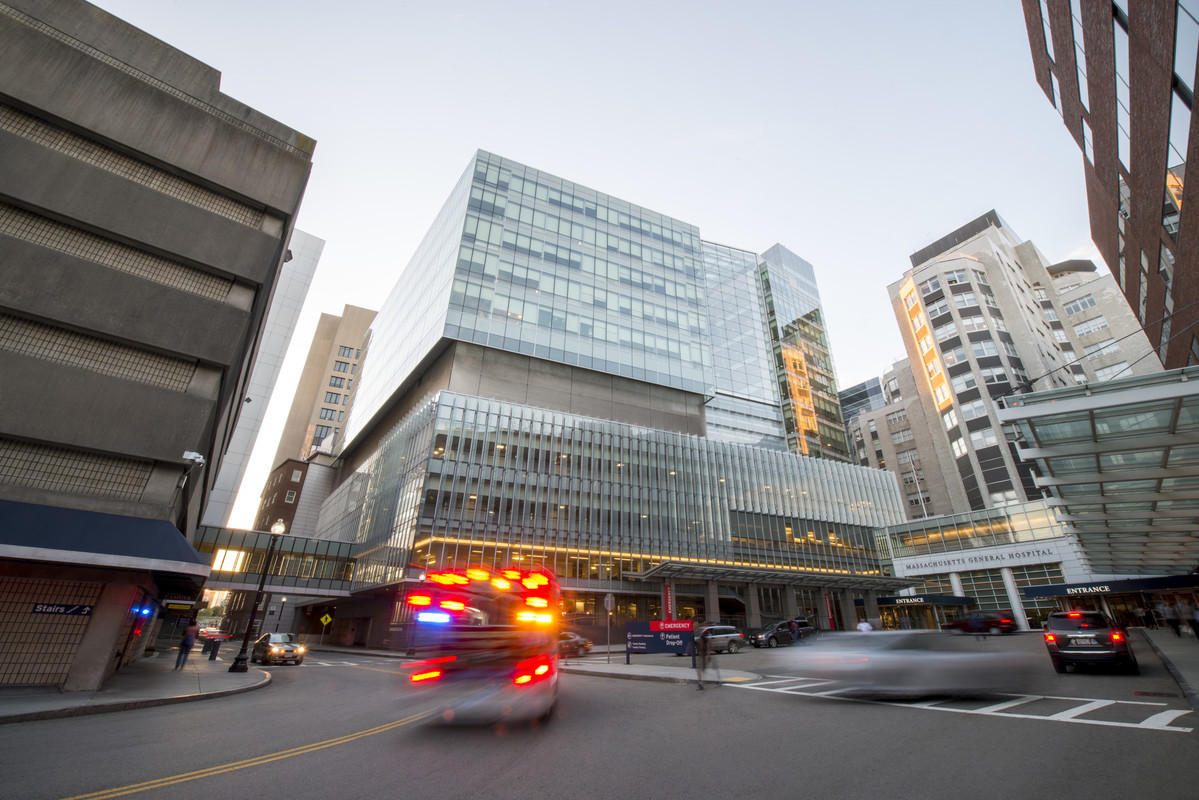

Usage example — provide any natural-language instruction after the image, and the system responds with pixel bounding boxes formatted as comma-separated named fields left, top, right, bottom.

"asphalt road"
left=2, top=634, right=1196, bottom=800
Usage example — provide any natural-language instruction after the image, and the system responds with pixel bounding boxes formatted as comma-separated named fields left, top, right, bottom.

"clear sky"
left=87, top=1, right=1098, bottom=529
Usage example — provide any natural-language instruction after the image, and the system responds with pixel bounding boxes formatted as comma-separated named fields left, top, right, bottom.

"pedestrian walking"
left=856, top=619, right=873, bottom=633
left=175, top=619, right=199, bottom=669
left=789, top=619, right=799, bottom=645
left=1180, top=600, right=1199, bottom=639
left=1160, top=601, right=1182, bottom=637
left=693, top=627, right=720, bottom=689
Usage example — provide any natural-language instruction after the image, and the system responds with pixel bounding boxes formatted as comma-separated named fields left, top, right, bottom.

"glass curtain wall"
left=344, top=392, right=905, bottom=594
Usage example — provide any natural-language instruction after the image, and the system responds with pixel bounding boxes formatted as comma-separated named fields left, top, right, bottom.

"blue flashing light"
left=417, top=611, right=452, bottom=624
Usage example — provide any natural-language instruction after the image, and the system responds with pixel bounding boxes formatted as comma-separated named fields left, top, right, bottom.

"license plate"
left=1071, top=636, right=1097, bottom=646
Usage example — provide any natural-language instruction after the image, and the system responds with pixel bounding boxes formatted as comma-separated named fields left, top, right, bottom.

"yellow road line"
left=61, top=712, right=430, bottom=800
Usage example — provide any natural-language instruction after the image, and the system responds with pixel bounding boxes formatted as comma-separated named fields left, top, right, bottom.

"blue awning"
left=0, top=498, right=209, bottom=579
left=1021, top=575, right=1199, bottom=599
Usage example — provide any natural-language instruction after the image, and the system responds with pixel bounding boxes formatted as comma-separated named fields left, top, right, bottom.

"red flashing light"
left=440, top=600, right=465, bottom=611
left=466, top=568, right=490, bottom=581
left=410, top=670, right=443, bottom=682
left=402, top=655, right=456, bottom=669
left=525, top=596, right=549, bottom=608
left=492, top=578, right=512, bottom=590
left=1068, top=612, right=1082, bottom=618
left=428, top=572, right=469, bottom=586
left=502, top=570, right=522, bottom=580
left=513, top=654, right=555, bottom=686
left=407, top=595, right=432, bottom=606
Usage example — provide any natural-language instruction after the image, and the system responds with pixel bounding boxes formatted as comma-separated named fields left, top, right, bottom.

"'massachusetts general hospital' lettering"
left=899, top=547, right=1057, bottom=575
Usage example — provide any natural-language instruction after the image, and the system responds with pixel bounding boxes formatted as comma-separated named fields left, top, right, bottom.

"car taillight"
left=1044, top=633, right=1056, bottom=643
left=410, top=669, right=442, bottom=682
left=1111, top=632, right=1123, bottom=642
left=513, top=654, right=555, bottom=686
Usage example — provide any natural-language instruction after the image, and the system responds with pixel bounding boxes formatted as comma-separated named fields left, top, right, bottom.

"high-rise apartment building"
left=861, top=211, right=1159, bottom=518
left=302, top=151, right=907, bottom=646
left=271, top=304, right=376, bottom=465
left=0, top=0, right=313, bottom=689
left=1022, top=0, right=1196, bottom=367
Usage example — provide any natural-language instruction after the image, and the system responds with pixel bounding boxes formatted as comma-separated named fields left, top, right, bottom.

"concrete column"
left=64, top=584, right=138, bottom=692
left=1000, top=567, right=1032, bottom=631
left=815, top=590, right=831, bottom=630
left=949, top=572, right=965, bottom=598
left=783, top=587, right=800, bottom=619
left=838, top=589, right=858, bottom=631
left=747, top=584, right=762, bottom=629
left=706, top=581, right=721, bottom=624
left=863, top=590, right=881, bottom=627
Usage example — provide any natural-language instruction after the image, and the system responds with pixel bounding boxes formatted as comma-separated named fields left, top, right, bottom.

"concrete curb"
left=0, top=670, right=272, bottom=725
left=1138, top=630, right=1199, bottom=715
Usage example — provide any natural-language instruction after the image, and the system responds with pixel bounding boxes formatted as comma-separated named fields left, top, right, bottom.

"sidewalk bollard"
left=208, top=640, right=221, bottom=661
left=201, top=638, right=211, bottom=655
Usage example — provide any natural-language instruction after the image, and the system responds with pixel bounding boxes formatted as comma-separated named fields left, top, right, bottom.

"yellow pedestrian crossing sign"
left=320, top=613, right=333, bottom=626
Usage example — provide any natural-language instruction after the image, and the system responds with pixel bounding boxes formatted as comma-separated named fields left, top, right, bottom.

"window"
left=951, top=372, right=978, bottom=393
left=1085, top=338, right=1119, bottom=359
left=290, top=470, right=302, bottom=482
left=953, top=292, right=978, bottom=309
left=1073, top=316, right=1109, bottom=337
left=902, top=469, right=925, bottom=485
left=1053, top=329, right=1069, bottom=342
left=911, top=311, right=927, bottom=331
left=919, top=335, right=934, bottom=354
left=892, top=429, right=914, bottom=444
left=897, top=449, right=919, bottom=464
left=1063, top=295, right=1096, bottom=316
left=942, top=408, right=958, bottom=430
left=933, top=384, right=951, bottom=404
left=970, top=428, right=998, bottom=448
left=333, top=361, right=350, bottom=373
left=285, top=490, right=297, bottom=504
left=960, top=316, right=988, bottom=334
left=1095, top=362, right=1129, bottom=381
left=951, top=438, right=968, bottom=458
left=925, top=298, right=950, bottom=318
left=319, top=408, right=337, bottom=420
left=989, top=489, right=1020, bottom=507
left=971, top=340, right=998, bottom=358
left=926, top=360, right=942, bottom=378
left=314, top=424, right=332, bottom=442
left=960, top=399, right=988, bottom=420
left=886, top=409, right=907, bottom=425
left=918, top=277, right=941, bottom=296
left=1044, top=307, right=1059, bottom=322
left=944, top=269, right=968, bottom=285
left=904, top=292, right=919, bottom=309
left=980, top=367, right=1008, bottom=384
left=907, top=491, right=931, bottom=508
left=934, top=322, right=958, bottom=342
left=942, top=346, right=968, bottom=366
left=338, top=346, right=355, bottom=357
left=329, top=377, right=345, bottom=388
left=324, top=392, right=341, bottom=404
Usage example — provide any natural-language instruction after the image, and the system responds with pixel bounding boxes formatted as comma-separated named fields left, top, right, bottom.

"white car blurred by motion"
left=794, top=630, right=1037, bottom=698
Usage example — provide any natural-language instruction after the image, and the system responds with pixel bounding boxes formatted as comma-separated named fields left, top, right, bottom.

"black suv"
left=748, top=620, right=794, bottom=648
left=1043, top=611, right=1138, bottom=674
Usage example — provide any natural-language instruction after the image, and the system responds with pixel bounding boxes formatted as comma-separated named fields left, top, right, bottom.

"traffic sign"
left=604, top=593, right=615, bottom=612
left=320, top=613, right=333, bottom=626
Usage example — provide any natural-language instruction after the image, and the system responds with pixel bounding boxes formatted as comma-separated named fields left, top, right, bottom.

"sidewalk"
left=1139, top=626, right=1199, bottom=712
left=0, top=649, right=270, bottom=725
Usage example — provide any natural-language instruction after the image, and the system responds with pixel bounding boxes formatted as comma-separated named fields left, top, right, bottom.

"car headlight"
left=296, top=646, right=305, bottom=653
left=271, top=647, right=282, bottom=653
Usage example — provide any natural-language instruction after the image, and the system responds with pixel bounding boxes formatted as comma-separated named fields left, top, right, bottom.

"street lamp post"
left=229, top=519, right=286, bottom=673
left=275, top=596, right=287, bottom=633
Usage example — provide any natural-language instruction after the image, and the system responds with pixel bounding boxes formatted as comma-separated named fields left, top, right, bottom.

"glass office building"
left=314, top=152, right=907, bottom=645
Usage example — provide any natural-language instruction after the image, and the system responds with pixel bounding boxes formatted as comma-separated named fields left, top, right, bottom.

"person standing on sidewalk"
left=693, top=628, right=713, bottom=690
left=1159, top=601, right=1182, bottom=637
left=1181, top=599, right=1199, bottom=639
left=174, top=619, right=199, bottom=669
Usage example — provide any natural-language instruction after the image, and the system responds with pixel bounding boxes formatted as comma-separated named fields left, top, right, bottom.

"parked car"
left=251, top=632, right=306, bottom=665
left=1043, top=611, right=1138, bottom=674
left=695, top=625, right=746, bottom=654
left=747, top=620, right=794, bottom=648
left=558, top=630, right=593, bottom=657
left=941, top=610, right=1019, bottom=635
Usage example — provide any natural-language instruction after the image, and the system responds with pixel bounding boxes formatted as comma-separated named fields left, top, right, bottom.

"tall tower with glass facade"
left=759, top=244, right=851, bottom=460
left=313, top=151, right=908, bottom=645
